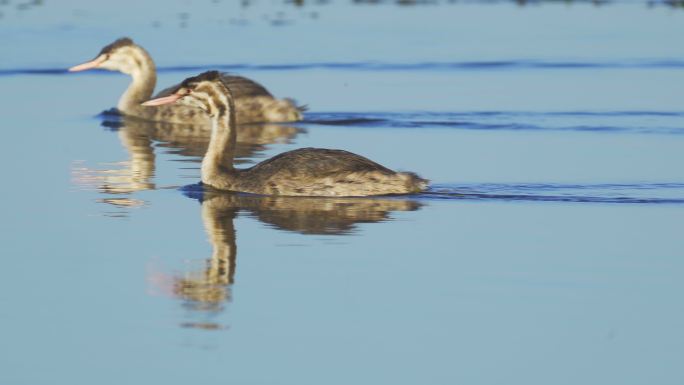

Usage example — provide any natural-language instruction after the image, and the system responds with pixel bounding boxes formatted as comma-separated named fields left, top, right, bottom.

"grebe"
left=69, top=37, right=303, bottom=124
left=142, top=71, right=428, bottom=196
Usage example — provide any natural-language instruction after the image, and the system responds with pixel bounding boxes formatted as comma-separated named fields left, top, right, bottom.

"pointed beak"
left=141, top=93, right=184, bottom=107
left=68, top=56, right=106, bottom=72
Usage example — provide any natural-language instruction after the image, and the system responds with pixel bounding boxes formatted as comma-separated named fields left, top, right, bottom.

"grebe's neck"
left=118, top=46, right=157, bottom=111
left=201, top=83, right=237, bottom=184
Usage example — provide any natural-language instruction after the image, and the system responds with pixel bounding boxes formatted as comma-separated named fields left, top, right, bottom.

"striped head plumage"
left=142, top=71, right=234, bottom=118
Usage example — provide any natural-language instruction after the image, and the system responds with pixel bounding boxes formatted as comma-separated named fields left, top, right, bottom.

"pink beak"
left=68, top=56, right=106, bottom=72
left=141, top=93, right=183, bottom=107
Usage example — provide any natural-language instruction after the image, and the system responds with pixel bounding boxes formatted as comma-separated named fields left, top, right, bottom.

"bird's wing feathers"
left=154, top=73, right=273, bottom=99
left=247, top=148, right=394, bottom=180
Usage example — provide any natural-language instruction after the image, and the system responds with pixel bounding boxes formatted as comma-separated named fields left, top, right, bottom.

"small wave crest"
left=421, top=182, right=684, bottom=204
left=303, top=111, right=684, bottom=135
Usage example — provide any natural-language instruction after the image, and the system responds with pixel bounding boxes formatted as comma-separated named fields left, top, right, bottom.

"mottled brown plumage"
left=143, top=71, right=428, bottom=197
left=70, top=37, right=304, bottom=124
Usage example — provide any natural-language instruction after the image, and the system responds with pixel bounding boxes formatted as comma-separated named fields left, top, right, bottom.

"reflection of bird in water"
left=69, top=37, right=304, bottom=124
left=123, top=118, right=304, bottom=161
left=71, top=117, right=303, bottom=212
left=172, top=195, right=238, bottom=317
left=144, top=71, right=428, bottom=196
left=160, top=191, right=422, bottom=330
left=232, top=194, right=422, bottom=235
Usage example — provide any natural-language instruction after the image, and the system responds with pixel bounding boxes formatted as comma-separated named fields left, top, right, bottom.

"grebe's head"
left=69, top=37, right=148, bottom=75
left=141, top=71, right=232, bottom=117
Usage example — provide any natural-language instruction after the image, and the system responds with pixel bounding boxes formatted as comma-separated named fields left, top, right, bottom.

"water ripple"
left=95, top=109, right=684, bottom=136
left=304, top=111, right=684, bottom=135
left=4, top=59, right=684, bottom=76
left=180, top=182, right=684, bottom=205
left=422, top=182, right=684, bottom=204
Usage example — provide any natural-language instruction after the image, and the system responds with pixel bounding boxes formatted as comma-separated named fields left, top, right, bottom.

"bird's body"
left=143, top=74, right=301, bottom=125
left=70, top=38, right=303, bottom=124
left=143, top=71, right=428, bottom=197
left=205, top=147, right=426, bottom=196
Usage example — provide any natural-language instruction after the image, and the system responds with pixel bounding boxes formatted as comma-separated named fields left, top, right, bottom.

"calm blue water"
left=1, top=1, right=684, bottom=384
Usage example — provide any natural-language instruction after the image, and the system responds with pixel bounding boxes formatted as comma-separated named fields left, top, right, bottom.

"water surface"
left=1, top=1, right=683, bottom=384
